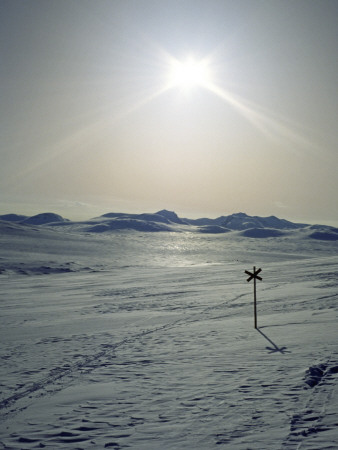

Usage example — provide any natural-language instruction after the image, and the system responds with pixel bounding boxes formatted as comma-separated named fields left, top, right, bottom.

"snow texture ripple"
left=0, top=226, right=337, bottom=449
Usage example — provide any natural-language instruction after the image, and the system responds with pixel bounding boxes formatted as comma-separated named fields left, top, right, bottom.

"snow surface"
left=0, top=221, right=337, bottom=449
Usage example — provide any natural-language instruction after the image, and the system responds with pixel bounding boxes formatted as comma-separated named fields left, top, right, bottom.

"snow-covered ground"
left=0, top=223, right=337, bottom=449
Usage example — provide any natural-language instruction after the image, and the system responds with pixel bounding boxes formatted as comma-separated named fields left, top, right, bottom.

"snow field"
left=0, top=231, right=337, bottom=449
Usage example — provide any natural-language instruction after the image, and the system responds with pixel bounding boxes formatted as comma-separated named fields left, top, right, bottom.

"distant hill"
left=183, top=212, right=304, bottom=230
left=1, top=209, right=337, bottom=240
left=0, top=213, right=28, bottom=222
left=21, top=213, right=69, bottom=225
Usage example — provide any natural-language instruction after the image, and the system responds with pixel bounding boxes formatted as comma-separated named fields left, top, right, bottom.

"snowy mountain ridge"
left=1, top=210, right=338, bottom=239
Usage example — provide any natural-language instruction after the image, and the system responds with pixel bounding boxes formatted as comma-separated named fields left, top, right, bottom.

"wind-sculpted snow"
left=240, top=228, right=286, bottom=238
left=198, top=225, right=231, bottom=234
left=87, top=218, right=173, bottom=233
left=0, top=223, right=337, bottom=448
left=309, top=231, right=338, bottom=241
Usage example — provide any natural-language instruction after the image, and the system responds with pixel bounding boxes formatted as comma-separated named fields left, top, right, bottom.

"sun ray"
left=147, top=41, right=320, bottom=154
left=201, top=80, right=320, bottom=153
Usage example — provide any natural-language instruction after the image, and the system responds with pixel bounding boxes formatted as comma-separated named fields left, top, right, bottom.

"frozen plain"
left=0, top=222, right=337, bottom=449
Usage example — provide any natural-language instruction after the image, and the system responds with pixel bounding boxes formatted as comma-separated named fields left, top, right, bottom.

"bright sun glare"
left=130, top=48, right=317, bottom=153
left=168, top=57, right=212, bottom=90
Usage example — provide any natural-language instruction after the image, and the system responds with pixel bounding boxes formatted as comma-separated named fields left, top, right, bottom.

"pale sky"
left=1, top=0, right=337, bottom=225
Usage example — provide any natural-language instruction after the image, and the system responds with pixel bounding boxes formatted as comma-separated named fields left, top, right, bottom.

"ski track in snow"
left=0, top=231, right=337, bottom=449
left=0, top=288, right=249, bottom=417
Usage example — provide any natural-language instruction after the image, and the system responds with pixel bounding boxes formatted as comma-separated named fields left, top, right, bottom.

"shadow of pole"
left=257, top=328, right=290, bottom=354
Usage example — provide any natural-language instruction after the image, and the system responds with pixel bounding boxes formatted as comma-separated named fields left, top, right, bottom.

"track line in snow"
left=0, top=291, right=249, bottom=420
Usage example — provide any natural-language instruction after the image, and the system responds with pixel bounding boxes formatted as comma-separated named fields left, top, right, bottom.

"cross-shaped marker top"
left=245, top=267, right=262, bottom=282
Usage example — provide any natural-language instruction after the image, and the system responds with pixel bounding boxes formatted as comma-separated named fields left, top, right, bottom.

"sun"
left=168, top=56, right=212, bottom=91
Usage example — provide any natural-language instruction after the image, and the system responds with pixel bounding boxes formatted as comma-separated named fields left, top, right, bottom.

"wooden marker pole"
left=244, top=266, right=262, bottom=329
left=253, top=266, right=257, bottom=329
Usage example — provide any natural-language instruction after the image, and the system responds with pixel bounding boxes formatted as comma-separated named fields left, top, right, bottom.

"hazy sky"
left=1, top=0, right=337, bottom=224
